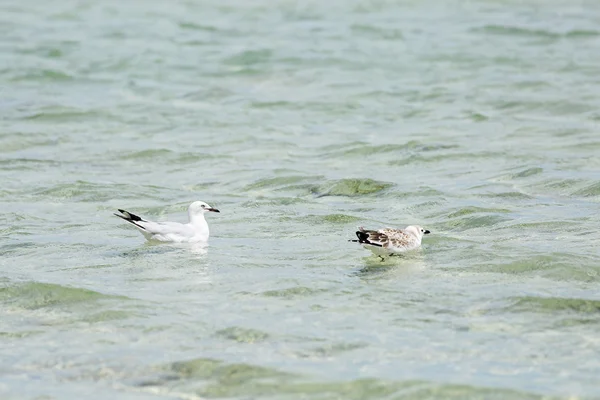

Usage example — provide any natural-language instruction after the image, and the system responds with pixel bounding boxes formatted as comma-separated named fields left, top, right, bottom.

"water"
left=2, top=0, right=600, bottom=398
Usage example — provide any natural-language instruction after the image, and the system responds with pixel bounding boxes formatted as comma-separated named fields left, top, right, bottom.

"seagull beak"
left=207, top=208, right=220, bottom=213
left=424, top=230, right=431, bottom=234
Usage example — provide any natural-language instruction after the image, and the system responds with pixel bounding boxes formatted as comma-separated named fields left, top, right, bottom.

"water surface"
left=2, top=0, right=600, bottom=398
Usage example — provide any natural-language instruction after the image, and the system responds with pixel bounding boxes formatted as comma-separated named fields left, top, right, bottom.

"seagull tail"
left=114, top=209, right=147, bottom=230
left=115, top=209, right=143, bottom=221
left=351, top=230, right=383, bottom=247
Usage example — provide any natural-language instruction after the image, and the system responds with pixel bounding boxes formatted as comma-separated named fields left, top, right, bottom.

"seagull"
left=350, top=225, right=430, bottom=260
left=114, top=201, right=220, bottom=243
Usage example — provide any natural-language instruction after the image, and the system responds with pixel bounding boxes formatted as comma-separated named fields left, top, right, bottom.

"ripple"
left=0, top=282, right=128, bottom=310
left=0, top=241, right=38, bottom=256
left=297, top=213, right=361, bottom=226
left=474, top=25, right=560, bottom=38
left=166, top=357, right=223, bottom=378
left=511, top=296, right=600, bottom=314
left=178, top=22, right=219, bottom=32
left=79, top=310, right=134, bottom=323
left=21, top=107, right=102, bottom=121
left=390, top=151, right=505, bottom=166
left=478, top=191, right=533, bottom=200
left=118, top=149, right=227, bottom=164
left=164, top=357, right=290, bottom=386
left=476, top=25, right=600, bottom=40
left=350, top=24, right=403, bottom=40
left=468, top=112, right=488, bottom=122
left=479, top=254, right=600, bottom=282
left=241, top=197, right=311, bottom=207
left=315, top=178, right=393, bottom=197
left=224, top=49, right=273, bottom=66
left=145, top=357, right=550, bottom=399
left=32, top=180, right=163, bottom=202
left=495, top=220, right=570, bottom=231
left=0, top=158, right=62, bottom=171
left=523, top=177, right=591, bottom=198
left=571, top=182, right=600, bottom=197
left=564, top=140, right=600, bottom=150
left=446, top=206, right=511, bottom=218
left=437, top=215, right=510, bottom=231
left=564, top=30, right=600, bottom=38
left=297, top=342, right=367, bottom=358
left=10, top=69, right=75, bottom=82
left=0, top=225, right=32, bottom=238
left=250, top=100, right=294, bottom=109
left=118, top=149, right=174, bottom=160
left=321, top=214, right=361, bottom=223
left=215, top=326, right=269, bottom=343
left=0, top=136, right=62, bottom=153
left=492, top=99, right=594, bottom=115
left=243, top=175, right=323, bottom=192
left=0, top=330, right=43, bottom=339
left=325, top=141, right=458, bottom=158
left=260, top=286, right=328, bottom=299
left=510, top=167, right=544, bottom=179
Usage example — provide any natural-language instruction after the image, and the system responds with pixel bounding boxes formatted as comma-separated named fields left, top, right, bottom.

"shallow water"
left=2, top=0, right=600, bottom=398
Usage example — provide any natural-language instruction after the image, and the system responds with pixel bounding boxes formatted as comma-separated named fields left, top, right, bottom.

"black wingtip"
left=354, top=230, right=383, bottom=247
left=116, top=209, right=143, bottom=221
left=355, top=231, right=370, bottom=243
left=114, top=210, right=147, bottom=231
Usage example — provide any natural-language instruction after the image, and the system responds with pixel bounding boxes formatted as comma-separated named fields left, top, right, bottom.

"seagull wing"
left=380, top=228, right=416, bottom=249
left=114, top=209, right=195, bottom=240
left=353, top=227, right=416, bottom=249
left=354, top=227, right=390, bottom=248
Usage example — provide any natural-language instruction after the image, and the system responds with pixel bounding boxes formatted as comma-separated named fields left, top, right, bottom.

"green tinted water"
left=2, top=0, right=600, bottom=398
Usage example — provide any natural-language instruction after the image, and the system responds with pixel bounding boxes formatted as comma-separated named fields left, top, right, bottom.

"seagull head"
left=405, top=225, right=430, bottom=239
left=189, top=201, right=220, bottom=215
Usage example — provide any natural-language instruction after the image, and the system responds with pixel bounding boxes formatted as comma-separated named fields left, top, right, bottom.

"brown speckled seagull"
left=350, top=225, right=430, bottom=260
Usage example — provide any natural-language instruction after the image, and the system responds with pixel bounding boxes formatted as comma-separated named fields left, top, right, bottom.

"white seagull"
left=114, top=201, right=220, bottom=243
left=350, top=225, right=430, bottom=260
